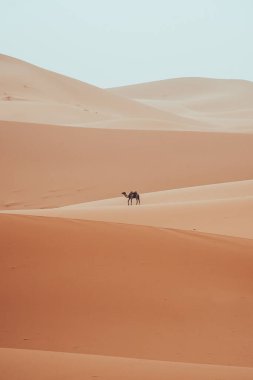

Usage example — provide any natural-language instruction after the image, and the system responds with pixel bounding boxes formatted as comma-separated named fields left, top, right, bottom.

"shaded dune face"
left=1, top=214, right=253, bottom=367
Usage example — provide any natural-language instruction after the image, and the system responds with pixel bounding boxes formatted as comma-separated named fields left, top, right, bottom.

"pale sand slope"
left=1, top=214, right=253, bottom=367
left=0, top=54, right=170, bottom=125
left=7, top=180, right=252, bottom=239
left=2, top=54, right=253, bottom=132
left=2, top=349, right=253, bottom=380
left=1, top=121, right=253, bottom=210
left=110, top=77, right=253, bottom=132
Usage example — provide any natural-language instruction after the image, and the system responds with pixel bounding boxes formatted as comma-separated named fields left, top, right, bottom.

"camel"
left=122, top=191, right=140, bottom=205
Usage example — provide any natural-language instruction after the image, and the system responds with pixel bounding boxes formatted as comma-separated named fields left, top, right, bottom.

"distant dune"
left=110, top=77, right=253, bottom=132
left=0, top=54, right=169, bottom=124
left=1, top=55, right=253, bottom=380
left=2, top=55, right=253, bottom=131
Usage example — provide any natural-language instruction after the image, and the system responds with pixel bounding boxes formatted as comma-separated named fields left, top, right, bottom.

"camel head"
left=121, top=192, right=128, bottom=198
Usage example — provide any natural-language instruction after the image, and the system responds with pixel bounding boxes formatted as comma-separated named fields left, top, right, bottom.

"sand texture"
left=1, top=54, right=253, bottom=379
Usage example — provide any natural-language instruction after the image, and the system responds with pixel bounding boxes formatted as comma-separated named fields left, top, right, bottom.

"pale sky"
left=0, top=0, right=253, bottom=87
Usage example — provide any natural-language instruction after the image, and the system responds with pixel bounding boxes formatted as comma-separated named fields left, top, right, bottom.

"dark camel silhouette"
left=122, top=191, right=140, bottom=205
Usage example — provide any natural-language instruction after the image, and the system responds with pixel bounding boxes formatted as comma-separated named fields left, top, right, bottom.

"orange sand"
left=2, top=348, right=253, bottom=380
left=1, top=121, right=253, bottom=210
left=1, top=214, right=253, bottom=367
left=1, top=54, right=253, bottom=379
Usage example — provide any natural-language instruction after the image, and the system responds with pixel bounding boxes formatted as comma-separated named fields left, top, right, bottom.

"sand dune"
left=2, top=55, right=253, bottom=132
left=1, top=55, right=253, bottom=377
left=0, top=54, right=170, bottom=124
left=70, top=114, right=211, bottom=130
left=110, top=77, right=253, bottom=101
left=110, top=77, right=253, bottom=132
left=2, top=348, right=253, bottom=380
left=6, top=179, right=252, bottom=239
left=1, top=121, right=253, bottom=210
left=1, top=214, right=253, bottom=367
